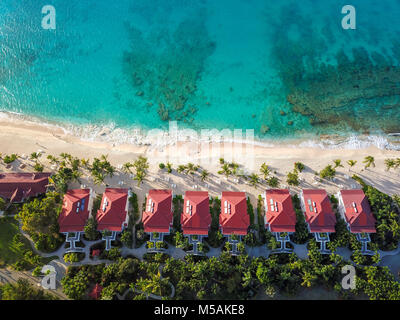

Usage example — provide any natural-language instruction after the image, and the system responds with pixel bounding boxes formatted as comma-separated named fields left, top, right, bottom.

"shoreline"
left=0, top=115, right=399, bottom=206
left=1, top=111, right=400, bottom=151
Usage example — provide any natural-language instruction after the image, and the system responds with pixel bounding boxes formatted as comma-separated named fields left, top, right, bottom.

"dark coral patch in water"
left=122, top=8, right=215, bottom=123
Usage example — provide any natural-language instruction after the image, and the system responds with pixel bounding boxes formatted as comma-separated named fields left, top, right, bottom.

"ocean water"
left=1, top=0, right=400, bottom=146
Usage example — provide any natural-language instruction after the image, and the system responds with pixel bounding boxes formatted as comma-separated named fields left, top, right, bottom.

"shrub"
left=286, top=171, right=300, bottom=186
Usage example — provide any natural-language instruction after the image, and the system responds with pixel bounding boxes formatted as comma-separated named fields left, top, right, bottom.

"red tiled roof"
left=58, top=189, right=91, bottom=233
left=89, top=284, right=103, bottom=300
left=181, top=191, right=211, bottom=235
left=96, top=188, right=129, bottom=232
left=92, top=249, right=101, bottom=257
left=219, top=192, right=249, bottom=235
left=339, top=189, right=376, bottom=233
left=0, top=172, right=51, bottom=203
left=301, top=189, right=336, bottom=233
left=265, top=189, right=296, bottom=232
left=142, top=189, right=173, bottom=233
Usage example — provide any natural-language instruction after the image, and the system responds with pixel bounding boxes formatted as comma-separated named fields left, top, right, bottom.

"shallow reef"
left=268, top=3, right=400, bottom=134
left=122, top=7, right=215, bottom=123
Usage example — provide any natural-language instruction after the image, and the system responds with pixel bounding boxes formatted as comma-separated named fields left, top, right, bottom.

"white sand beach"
left=0, top=117, right=399, bottom=211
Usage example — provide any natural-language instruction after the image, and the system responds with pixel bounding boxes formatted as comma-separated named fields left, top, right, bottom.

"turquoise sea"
left=1, top=0, right=400, bottom=145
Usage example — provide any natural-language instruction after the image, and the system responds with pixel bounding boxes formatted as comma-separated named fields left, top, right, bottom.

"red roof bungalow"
left=96, top=188, right=130, bottom=232
left=300, top=189, right=336, bottom=233
left=58, top=189, right=92, bottom=233
left=0, top=172, right=51, bottom=203
left=264, top=189, right=297, bottom=233
left=338, top=190, right=376, bottom=233
left=181, top=191, right=211, bottom=236
left=142, top=189, right=173, bottom=233
left=219, top=192, right=249, bottom=236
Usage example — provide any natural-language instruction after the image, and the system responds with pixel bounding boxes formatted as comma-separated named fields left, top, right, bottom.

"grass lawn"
left=0, top=217, right=28, bottom=266
left=0, top=217, right=53, bottom=269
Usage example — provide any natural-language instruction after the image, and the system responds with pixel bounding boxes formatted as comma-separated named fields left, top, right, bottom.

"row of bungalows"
left=142, top=189, right=377, bottom=255
left=0, top=173, right=377, bottom=255
left=58, top=188, right=131, bottom=251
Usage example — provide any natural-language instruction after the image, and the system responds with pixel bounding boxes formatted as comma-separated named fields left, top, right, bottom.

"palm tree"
left=177, top=165, right=186, bottom=174
left=30, top=152, right=41, bottom=163
left=248, top=173, right=259, bottom=187
left=122, top=162, right=134, bottom=174
left=200, top=169, right=209, bottom=182
left=80, top=158, right=90, bottom=169
left=166, top=162, right=173, bottom=173
left=347, top=160, right=357, bottom=172
left=185, top=163, right=199, bottom=181
left=384, top=158, right=396, bottom=171
left=59, top=152, right=72, bottom=162
left=134, top=169, right=146, bottom=186
left=47, top=155, right=59, bottom=166
left=363, top=156, right=375, bottom=169
left=333, top=159, right=343, bottom=168
left=93, top=172, right=105, bottom=185
left=229, top=162, right=239, bottom=175
left=218, top=163, right=232, bottom=178
left=105, top=165, right=115, bottom=178
left=260, top=163, right=270, bottom=180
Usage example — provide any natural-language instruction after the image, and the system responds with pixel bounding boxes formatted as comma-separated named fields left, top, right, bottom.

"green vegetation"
left=0, top=279, right=57, bottom=300
left=33, top=162, right=44, bottom=172
left=260, top=163, right=270, bottom=180
left=286, top=170, right=300, bottom=186
left=0, top=217, right=49, bottom=270
left=247, top=198, right=255, bottom=229
left=333, top=159, right=343, bottom=168
left=294, top=162, right=305, bottom=173
left=257, top=195, right=266, bottom=244
left=363, top=156, right=375, bottom=169
left=132, top=156, right=149, bottom=186
left=200, top=169, right=209, bottom=182
left=84, top=217, right=100, bottom=241
left=248, top=173, right=259, bottom=187
left=90, top=155, right=115, bottom=185
left=291, top=195, right=311, bottom=244
left=2, top=153, right=18, bottom=164
left=121, top=230, right=133, bottom=248
left=172, top=195, right=183, bottom=231
left=347, top=160, right=357, bottom=171
left=319, top=165, right=336, bottom=180
left=64, top=252, right=85, bottom=263
left=266, top=176, right=279, bottom=188
left=129, top=193, right=139, bottom=222
left=166, top=162, right=173, bottom=173
left=206, top=198, right=224, bottom=248
left=218, top=163, right=232, bottom=178
left=61, top=257, right=171, bottom=300
left=384, top=158, right=400, bottom=171
left=48, top=156, right=82, bottom=193
left=16, top=192, right=64, bottom=253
